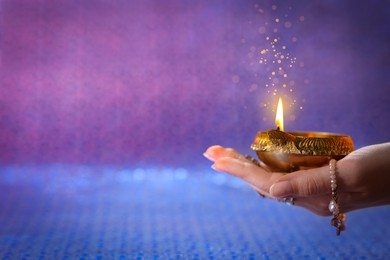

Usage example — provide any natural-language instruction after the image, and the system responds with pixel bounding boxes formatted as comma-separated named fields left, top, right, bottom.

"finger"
left=269, top=165, right=330, bottom=198
left=203, top=145, right=247, bottom=162
left=212, top=157, right=284, bottom=195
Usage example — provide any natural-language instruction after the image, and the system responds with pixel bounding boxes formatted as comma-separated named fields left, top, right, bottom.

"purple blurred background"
left=1, top=0, right=389, bottom=167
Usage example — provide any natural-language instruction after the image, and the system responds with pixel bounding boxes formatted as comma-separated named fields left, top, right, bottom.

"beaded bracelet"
left=328, top=159, right=346, bottom=235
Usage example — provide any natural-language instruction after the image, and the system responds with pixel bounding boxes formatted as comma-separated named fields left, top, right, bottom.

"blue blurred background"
left=1, top=0, right=390, bottom=258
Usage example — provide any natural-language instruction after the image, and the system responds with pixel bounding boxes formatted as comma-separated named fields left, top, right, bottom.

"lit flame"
left=275, top=97, right=284, bottom=131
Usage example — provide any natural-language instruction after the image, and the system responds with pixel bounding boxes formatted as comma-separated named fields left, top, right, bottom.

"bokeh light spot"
left=258, top=26, right=266, bottom=34
left=232, top=75, right=240, bottom=83
left=249, top=83, right=258, bottom=92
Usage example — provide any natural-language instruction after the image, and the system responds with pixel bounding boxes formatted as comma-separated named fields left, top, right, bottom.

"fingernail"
left=203, top=152, right=215, bottom=162
left=203, top=152, right=211, bottom=160
left=210, top=163, right=219, bottom=171
left=270, top=181, right=293, bottom=197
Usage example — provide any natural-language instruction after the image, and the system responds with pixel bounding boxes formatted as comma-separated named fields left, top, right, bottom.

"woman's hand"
left=204, top=143, right=390, bottom=216
left=203, top=145, right=285, bottom=198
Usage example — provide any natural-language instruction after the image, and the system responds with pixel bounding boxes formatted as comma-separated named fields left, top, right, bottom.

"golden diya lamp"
left=250, top=97, right=355, bottom=235
left=251, top=98, right=355, bottom=172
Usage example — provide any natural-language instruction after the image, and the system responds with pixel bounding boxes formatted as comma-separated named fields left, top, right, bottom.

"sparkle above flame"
left=253, top=4, right=307, bottom=113
left=275, top=97, right=284, bottom=131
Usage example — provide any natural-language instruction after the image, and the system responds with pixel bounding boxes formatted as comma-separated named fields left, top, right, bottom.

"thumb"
left=270, top=165, right=330, bottom=198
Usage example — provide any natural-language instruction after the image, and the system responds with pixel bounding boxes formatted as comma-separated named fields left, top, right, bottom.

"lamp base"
left=251, top=130, right=354, bottom=172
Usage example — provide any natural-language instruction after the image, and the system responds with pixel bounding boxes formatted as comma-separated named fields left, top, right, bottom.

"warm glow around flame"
left=275, top=97, right=284, bottom=131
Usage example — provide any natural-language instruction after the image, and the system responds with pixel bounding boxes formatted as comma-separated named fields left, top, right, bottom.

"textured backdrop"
left=1, top=1, right=390, bottom=258
left=1, top=0, right=389, bottom=166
